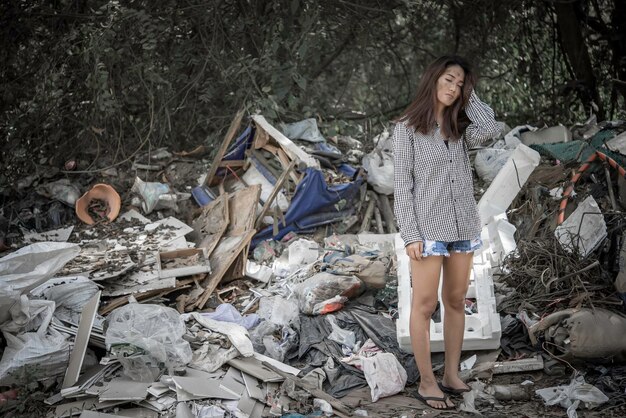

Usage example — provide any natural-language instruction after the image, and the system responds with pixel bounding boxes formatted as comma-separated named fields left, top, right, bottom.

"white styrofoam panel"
left=395, top=214, right=515, bottom=353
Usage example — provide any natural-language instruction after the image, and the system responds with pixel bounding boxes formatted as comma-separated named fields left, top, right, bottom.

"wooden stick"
left=378, top=194, right=397, bottom=233
left=604, top=164, right=618, bottom=211
left=359, top=191, right=376, bottom=233
left=254, top=160, right=297, bottom=230
left=204, top=108, right=245, bottom=187
left=260, top=361, right=352, bottom=417
left=374, top=206, right=384, bottom=234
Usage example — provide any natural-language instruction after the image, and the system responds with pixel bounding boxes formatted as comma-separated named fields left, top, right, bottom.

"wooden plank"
left=276, top=148, right=301, bottom=184
left=251, top=115, right=319, bottom=168
left=218, top=160, right=246, bottom=168
left=195, top=230, right=257, bottom=309
left=192, top=194, right=229, bottom=258
left=99, top=279, right=193, bottom=316
left=205, top=108, right=245, bottom=187
left=254, top=160, right=296, bottom=231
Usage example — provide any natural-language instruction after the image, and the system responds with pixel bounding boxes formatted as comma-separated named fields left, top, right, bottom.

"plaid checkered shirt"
left=393, top=90, right=500, bottom=246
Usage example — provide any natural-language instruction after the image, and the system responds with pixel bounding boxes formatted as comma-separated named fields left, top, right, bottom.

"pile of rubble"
left=0, top=111, right=625, bottom=417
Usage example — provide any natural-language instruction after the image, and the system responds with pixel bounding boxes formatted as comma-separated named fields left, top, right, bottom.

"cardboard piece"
left=157, top=248, right=211, bottom=278
left=227, top=356, right=284, bottom=383
left=98, top=379, right=150, bottom=401
left=555, top=195, right=607, bottom=257
left=171, top=376, right=240, bottom=400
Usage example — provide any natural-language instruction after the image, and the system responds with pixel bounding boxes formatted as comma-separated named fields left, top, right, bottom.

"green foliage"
left=0, top=0, right=624, bottom=189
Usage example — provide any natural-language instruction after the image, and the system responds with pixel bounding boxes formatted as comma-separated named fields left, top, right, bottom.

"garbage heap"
left=0, top=113, right=625, bottom=417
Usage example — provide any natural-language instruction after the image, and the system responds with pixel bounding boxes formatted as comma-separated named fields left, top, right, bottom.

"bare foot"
left=441, top=374, right=470, bottom=392
left=417, top=382, right=455, bottom=409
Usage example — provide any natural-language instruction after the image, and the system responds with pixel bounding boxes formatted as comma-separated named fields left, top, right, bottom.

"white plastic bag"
left=474, top=148, right=514, bottom=183
left=288, top=238, right=320, bottom=266
left=362, top=131, right=394, bottom=195
left=361, top=353, right=407, bottom=402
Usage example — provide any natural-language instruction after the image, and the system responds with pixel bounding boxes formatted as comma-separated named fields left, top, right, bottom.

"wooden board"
left=195, top=230, right=257, bottom=309
left=192, top=193, right=229, bottom=257
left=205, top=109, right=245, bottom=186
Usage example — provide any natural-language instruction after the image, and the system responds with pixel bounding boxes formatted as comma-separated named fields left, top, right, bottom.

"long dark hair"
left=398, top=55, right=476, bottom=140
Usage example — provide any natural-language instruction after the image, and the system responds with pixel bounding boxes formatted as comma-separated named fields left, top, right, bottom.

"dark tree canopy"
left=1, top=0, right=624, bottom=189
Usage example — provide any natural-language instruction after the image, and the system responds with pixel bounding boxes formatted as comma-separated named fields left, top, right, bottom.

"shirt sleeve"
left=464, top=90, right=500, bottom=148
left=392, top=122, right=423, bottom=246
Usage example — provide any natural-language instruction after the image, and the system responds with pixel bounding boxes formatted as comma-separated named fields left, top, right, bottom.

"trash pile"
left=0, top=111, right=625, bottom=417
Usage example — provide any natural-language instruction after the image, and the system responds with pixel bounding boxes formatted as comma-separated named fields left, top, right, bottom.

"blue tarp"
left=214, top=125, right=256, bottom=179
left=252, top=168, right=364, bottom=248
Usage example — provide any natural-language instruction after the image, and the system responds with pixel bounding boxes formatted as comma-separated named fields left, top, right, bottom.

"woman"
left=393, top=55, right=499, bottom=410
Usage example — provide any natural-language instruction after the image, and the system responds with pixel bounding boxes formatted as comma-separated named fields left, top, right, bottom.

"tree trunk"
left=553, top=1, right=604, bottom=119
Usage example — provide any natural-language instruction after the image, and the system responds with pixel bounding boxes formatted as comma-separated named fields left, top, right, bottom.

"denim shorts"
left=422, top=236, right=483, bottom=257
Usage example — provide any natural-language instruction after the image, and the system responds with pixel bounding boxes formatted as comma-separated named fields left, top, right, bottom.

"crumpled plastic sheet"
left=257, top=296, right=300, bottom=327
left=193, top=404, right=226, bottom=418
left=197, top=303, right=260, bottom=330
left=183, top=312, right=254, bottom=357
left=327, top=315, right=356, bottom=349
left=280, top=118, right=326, bottom=143
left=350, top=308, right=419, bottom=385
left=250, top=320, right=280, bottom=354
left=362, top=131, right=393, bottom=195
left=0, top=242, right=80, bottom=302
left=106, top=304, right=192, bottom=380
left=264, top=325, right=298, bottom=362
left=362, top=352, right=408, bottom=402
left=535, top=375, right=609, bottom=418
left=0, top=294, right=55, bottom=336
left=189, top=343, right=239, bottom=373
left=30, top=276, right=99, bottom=324
left=474, top=148, right=514, bottom=183
left=293, top=272, right=362, bottom=315
left=0, top=328, right=71, bottom=385
left=297, top=311, right=369, bottom=398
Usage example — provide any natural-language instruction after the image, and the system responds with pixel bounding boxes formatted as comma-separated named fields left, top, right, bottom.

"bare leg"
left=441, top=251, right=473, bottom=390
left=410, top=256, right=454, bottom=409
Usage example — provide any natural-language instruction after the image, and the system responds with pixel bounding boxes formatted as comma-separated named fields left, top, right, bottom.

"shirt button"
left=449, top=159, right=452, bottom=163
left=452, top=179, right=455, bottom=183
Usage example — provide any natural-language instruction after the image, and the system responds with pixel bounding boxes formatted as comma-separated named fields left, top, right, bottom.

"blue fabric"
left=422, top=236, right=483, bottom=257
left=215, top=125, right=256, bottom=179
left=337, top=163, right=357, bottom=178
left=223, top=125, right=255, bottom=160
left=252, top=168, right=364, bottom=247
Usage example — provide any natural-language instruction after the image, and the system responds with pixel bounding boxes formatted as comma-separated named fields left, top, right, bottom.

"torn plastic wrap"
left=197, top=303, right=260, bottom=330
left=535, top=375, right=608, bottom=418
left=30, top=276, right=99, bottom=324
left=293, top=272, right=362, bottom=315
left=105, top=304, right=192, bottom=381
left=0, top=328, right=71, bottom=385
left=0, top=242, right=80, bottom=301
left=0, top=295, right=55, bottom=336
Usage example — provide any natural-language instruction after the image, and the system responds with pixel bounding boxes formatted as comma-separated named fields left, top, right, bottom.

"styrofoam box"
left=395, top=215, right=515, bottom=353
